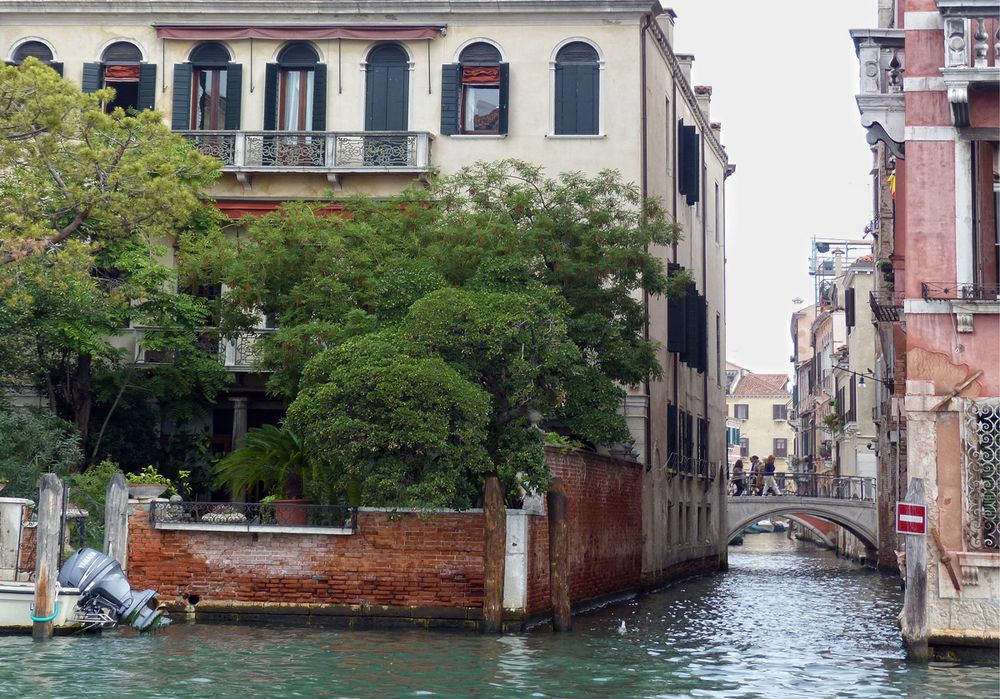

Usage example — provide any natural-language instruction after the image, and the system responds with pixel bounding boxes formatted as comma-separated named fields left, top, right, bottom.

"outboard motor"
left=58, top=548, right=168, bottom=631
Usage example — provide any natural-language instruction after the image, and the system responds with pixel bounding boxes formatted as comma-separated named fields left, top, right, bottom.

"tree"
left=214, top=424, right=310, bottom=500
left=0, top=59, right=227, bottom=464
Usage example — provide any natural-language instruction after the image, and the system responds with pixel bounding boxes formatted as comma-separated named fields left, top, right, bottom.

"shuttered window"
left=845, top=287, right=856, bottom=330
left=171, top=43, right=242, bottom=132
left=10, top=40, right=62, bottom=76
left=365, top=44, right=409, bottom=131
left=85, top=41, right=154, bottom=113
left=554, top=42, right=599, bottom=135
left=441, top=42, right=510, bottom=136
left=773, top=438, right=788, bottom=458
left=734, top=404, right=749, bottom=420
left=678, top=119, right=701, bottom=205
left=264, top=43, right=325, bottom=132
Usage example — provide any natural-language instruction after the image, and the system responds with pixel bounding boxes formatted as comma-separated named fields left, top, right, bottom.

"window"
left=265, top=43, right=325, bottom=132
left=772, top=404, right=788, bottom=420
left=715, top=313, right=722, bottom=387
left=773, top=438, right=788, bottom=458
left=740, top=437, right=749, bottom=457
left=83, top=42, right=155, bottom=113
left=734, top=404, right=749, bottom=420
left=171, top=43, right=242, bottom=132
left=677, top=119, right=700, bottom=205
left=365, top=43, right=409, bottom=131
left=553, top=41, right=599, bottom=135
left=714, top=182, right=720, bottom=243
left=10, top=40, right=62, bottom=75
left=441, top=42, right=509, bottom=136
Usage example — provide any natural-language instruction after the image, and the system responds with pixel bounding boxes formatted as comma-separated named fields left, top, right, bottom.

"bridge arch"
left=727, top=498, right=877, bottom=551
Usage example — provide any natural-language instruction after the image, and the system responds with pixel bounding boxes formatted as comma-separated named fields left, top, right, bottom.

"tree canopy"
left=184, top=159, right=686, bottom=506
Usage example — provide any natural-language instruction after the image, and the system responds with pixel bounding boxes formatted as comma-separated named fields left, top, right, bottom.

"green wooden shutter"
left=224, top=63, right=242, bottom=130
left=138, top=64, right=156, bottom=111
left=682, top=124, right=700, bottom=205
left=312, top=64, right=327, bottom=131
left=171, top=64, right=192, bottom=130
left=367, top=62, right=409, bottom=131
left=82, top=63, right=102, bottom=93
left=49, top=62, right=64, bottom=77
left=845, top=288, right=856, bottom=328
left=440, top=64, right=461, bottom=135
left=554, top=64, right=570, bottom=134
left=577, top=64, right=598, bottom=135
left=497, top=63, right=510, bottom=135
left=680, top=282, right=697, bottom=366
left=263, top=63, right=278, bottom=130
left=666, top=263, right=686, bottom=354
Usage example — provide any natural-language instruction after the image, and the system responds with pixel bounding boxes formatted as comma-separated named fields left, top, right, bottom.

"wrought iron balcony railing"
left=870, top=289, right=904, bottom=322
left=921, top=281, right=1000, bottom=301
left=132, top=327, right=274, bottom=371
left=177, top=130, right=433, bottom=175
left=150, top=500, right=358, bottom=531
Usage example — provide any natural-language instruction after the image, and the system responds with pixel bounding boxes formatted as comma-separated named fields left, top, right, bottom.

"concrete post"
left=32, top=474, right=63, bottom=641
left=103, top=473, right=129, bottom=569
left=0, top=498, right=33, bottom=581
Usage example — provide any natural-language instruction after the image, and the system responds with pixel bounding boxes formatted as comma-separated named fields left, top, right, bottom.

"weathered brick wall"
left=18, top=524, right=36, bottom=575
left=526, top=448, right=643, bottom=615
left=127, top=508, right=485, bottom=610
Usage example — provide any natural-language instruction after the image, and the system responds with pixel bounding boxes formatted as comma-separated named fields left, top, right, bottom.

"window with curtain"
left=189, top=43, right=230, bottom=130
left=554, top=41, right=599, bottom=135
left=277, top=44, right=318, bottom=131
left=459, top=43, right=502, bottom=134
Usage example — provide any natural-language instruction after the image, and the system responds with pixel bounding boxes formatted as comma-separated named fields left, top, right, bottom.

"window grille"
left=962, top=398, right=999, bottom=551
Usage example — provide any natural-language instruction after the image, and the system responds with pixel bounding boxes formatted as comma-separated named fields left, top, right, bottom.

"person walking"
left=749, top=455, right=762, bottom=495
left=762, top=455, right=782, bottom=496
left=731, top=459, right=746, bottom=496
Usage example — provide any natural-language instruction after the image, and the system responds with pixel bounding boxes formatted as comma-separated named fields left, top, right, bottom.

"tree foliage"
left=185, top=160, right=682, bottom=507
left=0, top=407, right=82, bottom=499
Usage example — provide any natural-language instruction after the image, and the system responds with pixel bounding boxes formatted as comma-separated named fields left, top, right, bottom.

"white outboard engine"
left=58, top=548, right=168, bottom=631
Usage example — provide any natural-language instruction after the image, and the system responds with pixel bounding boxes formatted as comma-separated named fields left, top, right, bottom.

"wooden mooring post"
left=482, top=475, right=506, bottom=633
left=32, top=473, right=64, bottom=641
left=103, top=472, right=129, bottom=567
left=899, top=478, right=929, bottom=662
left=547, top=478, right=571, bottom=632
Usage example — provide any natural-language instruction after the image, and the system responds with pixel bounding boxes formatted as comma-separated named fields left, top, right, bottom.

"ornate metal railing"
left=132, top=327, right=274, bottom=371
left=729, top=473, right=877, bottom=501
left=870, top=289, right=904, bottom=322
left=179, top=130, right=433, bottom=171
left=961, top=398, right=999, bottom=551
left=921, top=281, right=1000, bottom=301
left=149, top=500, right=358, bottom=531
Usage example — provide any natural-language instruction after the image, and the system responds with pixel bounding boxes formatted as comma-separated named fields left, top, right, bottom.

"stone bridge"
left=727, top=495, right=878, bottom=551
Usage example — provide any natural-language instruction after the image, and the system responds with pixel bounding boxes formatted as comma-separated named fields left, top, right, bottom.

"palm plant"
left=213, top=424, right=308, bottom=500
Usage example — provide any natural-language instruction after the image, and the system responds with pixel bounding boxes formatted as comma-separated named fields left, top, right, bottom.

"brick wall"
left=127, top=508, right=485, bottom=611
left=526, top=448, right=643, bottom=615
left=18, top=524, right=36, bottom=575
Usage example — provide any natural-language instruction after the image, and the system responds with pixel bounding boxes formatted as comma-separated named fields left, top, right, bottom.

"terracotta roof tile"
left=732, top=373, right=789, bottom=396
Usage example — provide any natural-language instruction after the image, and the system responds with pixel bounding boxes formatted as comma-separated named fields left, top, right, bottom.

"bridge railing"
left=729, top=473, right=876, bottom=502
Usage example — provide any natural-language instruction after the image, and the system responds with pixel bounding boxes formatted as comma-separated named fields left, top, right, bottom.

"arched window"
left=554, top=41, right=600, bottom=135
left=441, top=42, right=508, bottom=136
left=10, top=40, right=62, bottom=75
left=83, top=41, right=155, bottom=113
left=365, top=44, right=409, bottom=131
left=264, top=43, right=327, bottom=131
left=170, top=43, right=241, bottom=131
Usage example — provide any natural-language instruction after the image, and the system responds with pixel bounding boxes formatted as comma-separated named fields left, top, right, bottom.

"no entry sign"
left=896, top=502, right=927, bottom=535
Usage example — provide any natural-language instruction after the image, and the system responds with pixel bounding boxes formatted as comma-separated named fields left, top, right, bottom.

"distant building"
left=727, top=372, right=794, bottom=476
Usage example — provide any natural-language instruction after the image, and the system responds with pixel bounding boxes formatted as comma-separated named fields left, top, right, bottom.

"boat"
left=755, top=519, right=776, bottom=533
left=0, top=581, right=115, bottom=633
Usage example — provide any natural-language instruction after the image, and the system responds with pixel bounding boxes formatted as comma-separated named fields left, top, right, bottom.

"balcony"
left=850, top=28, right=905, bottom=158
left=937, top=1, right=1000, bottom=125
left=178, top=130, right=433, bottom=187
left=869, top=289, right=904, bottom=322
left=132, top=327, right=274, bottom=372
left=921, top=280, right=1000, bottom=301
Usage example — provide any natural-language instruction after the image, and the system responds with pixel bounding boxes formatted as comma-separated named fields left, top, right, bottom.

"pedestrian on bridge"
left=749, top=456, right=762, bottom=495
left=762, top=455, right=782, bottom=496
left=731, top=459, right=746, bottom=496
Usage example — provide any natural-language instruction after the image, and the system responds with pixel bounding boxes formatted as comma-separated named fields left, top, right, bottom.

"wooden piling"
left=547, top=478, right=571, bottom=632
left=899, top=478, right=929, bottom=662
left=482, top=475, right=506, bottom=633
left=32, top=473, right=63, bottom=641
left=103, top=472, right=129, bottom=568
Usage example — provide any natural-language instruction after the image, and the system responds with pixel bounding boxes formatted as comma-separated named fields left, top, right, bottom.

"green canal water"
left=1, top=534, right=996, bottom=698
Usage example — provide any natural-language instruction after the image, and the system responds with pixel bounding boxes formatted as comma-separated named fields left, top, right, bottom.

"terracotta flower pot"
left=272, top=499, right=311, bottom=526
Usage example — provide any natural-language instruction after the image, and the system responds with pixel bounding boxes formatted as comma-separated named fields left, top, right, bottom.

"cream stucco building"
left=727, top=372, right=795, bottom=482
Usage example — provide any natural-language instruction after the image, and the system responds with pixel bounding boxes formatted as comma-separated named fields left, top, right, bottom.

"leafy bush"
left=0, top=408, right=82, bottom=500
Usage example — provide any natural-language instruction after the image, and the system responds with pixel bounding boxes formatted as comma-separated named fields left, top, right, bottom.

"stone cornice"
left=644, top=16, right=729, bottom=168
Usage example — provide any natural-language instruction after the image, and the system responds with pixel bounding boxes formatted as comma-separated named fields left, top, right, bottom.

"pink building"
left=853, top=0, right=998, bottom=659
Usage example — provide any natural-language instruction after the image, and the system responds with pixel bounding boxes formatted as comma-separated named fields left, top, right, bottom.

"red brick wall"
left=127, top=508, right=485, bottom=610
left=18, top=524, right=36, bottom=575
left=526, top=448, right=643, bottom=615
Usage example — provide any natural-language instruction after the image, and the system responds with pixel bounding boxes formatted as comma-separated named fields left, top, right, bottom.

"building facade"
left=1, top=2, right=734, bottom=594
left=726, top=372, right=795, bottom=481
left=851, top=0, right=999, bottom=657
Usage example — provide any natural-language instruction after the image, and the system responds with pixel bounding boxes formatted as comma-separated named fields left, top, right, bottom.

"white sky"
left=669, top=1, right=877, bottom=375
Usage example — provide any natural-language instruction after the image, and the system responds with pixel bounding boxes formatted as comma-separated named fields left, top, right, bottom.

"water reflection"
left=0, top=534, right=996, bottom=698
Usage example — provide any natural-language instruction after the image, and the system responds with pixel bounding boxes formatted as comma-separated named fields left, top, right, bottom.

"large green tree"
left=184, top=160, right=685, bottom=506
left=0, top=59, right=227, bottom=465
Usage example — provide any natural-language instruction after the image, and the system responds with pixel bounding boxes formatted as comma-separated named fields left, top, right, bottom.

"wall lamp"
left=835, top=367, right=892, bottom=390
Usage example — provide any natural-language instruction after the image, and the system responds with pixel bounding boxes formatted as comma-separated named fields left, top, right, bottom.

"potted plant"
left=127, top=465, right=173, bottom=500
left=214, top=424, right=311, bottom=525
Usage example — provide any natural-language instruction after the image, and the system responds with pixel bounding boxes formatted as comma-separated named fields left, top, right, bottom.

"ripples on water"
left=1, top=534, right=996, bottom=698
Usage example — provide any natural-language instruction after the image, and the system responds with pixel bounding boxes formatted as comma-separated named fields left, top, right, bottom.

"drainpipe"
left=641, top=13, right=652, bottom=470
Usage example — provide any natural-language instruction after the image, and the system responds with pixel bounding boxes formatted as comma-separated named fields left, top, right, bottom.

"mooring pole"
left=547, top=478, right=571, bottom=632
left=32, top=473, right=64, bottom=641
left=103, top=472, right=129, bottom=568
left=900, top=477, right=929, bottom=662
left=482, top=475, right=506, bottom=633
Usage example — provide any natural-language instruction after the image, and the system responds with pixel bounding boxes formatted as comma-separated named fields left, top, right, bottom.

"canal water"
left=1, top=534, right=996, bottom=698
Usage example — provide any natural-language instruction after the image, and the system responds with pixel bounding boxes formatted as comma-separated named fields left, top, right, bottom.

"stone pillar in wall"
left=231, top=397, right=248, bottom=450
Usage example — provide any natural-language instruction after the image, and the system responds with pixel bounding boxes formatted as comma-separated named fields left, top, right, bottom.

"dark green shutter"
left=845, top=288, right=856, bottom=328
left=171, top=64, right=192, bottom=130
left=440, top=64, right=461, bottom=135
left=554, top=64, right=569, bottom=134
left=49, top=62, right=64, bottom=77
left=497, top=63, right=510, bottom=135
left=555, top=63, right=599, bottom=135
left=386, top=62, right=408, bottom=130
left=666, top=263, right=686, bottom=354
left=696, top=293, right=708, bottom=373
left=225, top=63, right=242, bottom=130
left=682, top=124, right=700, bottom=205
left=577, top=64, right=598, bottom=135
left=263, top=63, right=278, bottom=130
left=680, top=282, right=698, bottom=366
left=138, top=64, right=156, bottom=111
left=82, top=63, right=102, bottom=93
left=366, top=62, right=408, bottom=131
left=312, top=64, right=327, bottom=131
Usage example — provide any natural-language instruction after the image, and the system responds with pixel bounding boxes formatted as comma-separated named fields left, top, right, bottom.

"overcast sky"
left=669, top=1, right=876, bottom=375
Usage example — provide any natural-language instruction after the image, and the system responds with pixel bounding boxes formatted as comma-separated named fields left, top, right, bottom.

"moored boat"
left=0, top=581, right=114, bottom=633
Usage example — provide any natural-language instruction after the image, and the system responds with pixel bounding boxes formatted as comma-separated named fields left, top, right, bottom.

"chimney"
left=675, top=54, right=694, bottom=85
left=710, top=121, right=722, bottom=140
left=655, top=8, right=677, bottom=45
left=833, top=249, right=844, bottom=280
left=694, top=85, right=712, bottom=122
